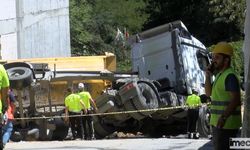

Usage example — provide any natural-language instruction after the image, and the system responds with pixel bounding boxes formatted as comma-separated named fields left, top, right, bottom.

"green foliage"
left=93, top=0, right=148, bottom=33
left=117, top=59, right=131, bottom=72
left=144, top=0, right=246, bottom=45
left=207, top=0, right=246, bottom=43
left=70, top=0, right=93, bottom=55
left=209, top=0, right=245, bottom=26
left=69, top=0, right=148, bottom=61
left=70, top=0, right=245, bottom=72
left=230, top=41, right=244, bottom=75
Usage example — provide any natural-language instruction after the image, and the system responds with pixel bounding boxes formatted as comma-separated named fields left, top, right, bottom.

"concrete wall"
left=0, top=0, right=70, bottom=60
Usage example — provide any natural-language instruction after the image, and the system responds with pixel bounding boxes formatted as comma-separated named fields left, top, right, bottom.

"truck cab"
left=131, top=20, right=209, bottom=95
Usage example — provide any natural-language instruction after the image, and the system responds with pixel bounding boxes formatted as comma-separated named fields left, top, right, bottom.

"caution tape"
left=13, top=103, right=210, bottom=121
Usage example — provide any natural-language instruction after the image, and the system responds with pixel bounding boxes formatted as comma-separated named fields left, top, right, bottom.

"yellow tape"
left=13, top=103, right=210, bottom=121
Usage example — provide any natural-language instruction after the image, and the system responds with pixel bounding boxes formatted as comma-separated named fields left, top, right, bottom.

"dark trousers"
left=69, top=112, right=83, bottom=139
left=187, top=108, right=199, bottom=133
left=212, top=126, right=239, bottom=150
left=82, top=110, right=95, bottom=140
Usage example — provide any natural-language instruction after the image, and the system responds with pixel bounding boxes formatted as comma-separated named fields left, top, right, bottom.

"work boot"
left=91, top=134, right=96, bottom=140
left=193, top=132, right=199, bottom=139
left=188, top=133, right=193, bottom=139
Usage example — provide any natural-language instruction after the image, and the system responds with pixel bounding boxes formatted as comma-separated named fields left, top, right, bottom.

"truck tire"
left=94, top=116, right=115, bottom=139
left=10, top=131, right=22, bottom=142
left=7, top=67, right=33, bottom=89
left=197, top=105, right=211, bottom=137
left=51, top=118, right=69, bottom=140
left=124, top=82, right=158, bottom=120
left=159, top=91, right=178, bottom=107
left=124, top=99, right=147, bottom=120
left=133, top=82, right=158, bottom=110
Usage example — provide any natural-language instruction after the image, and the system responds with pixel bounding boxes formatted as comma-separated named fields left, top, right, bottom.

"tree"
left=143, top=0, right=246, bottom=46
left=70, top=0, right=245, bottom=71
left=70, top=0, right=93, bottom=56
left=207, top=0, right=246, bottom=44
left=69, top=0, right=148, bottom=62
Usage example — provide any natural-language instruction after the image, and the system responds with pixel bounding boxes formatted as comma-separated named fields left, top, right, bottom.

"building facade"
left=0, top=0, right=70, bottom=60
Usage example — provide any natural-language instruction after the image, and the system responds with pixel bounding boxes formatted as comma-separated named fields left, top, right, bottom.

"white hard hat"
left=78, top=83, right=85, bottom=89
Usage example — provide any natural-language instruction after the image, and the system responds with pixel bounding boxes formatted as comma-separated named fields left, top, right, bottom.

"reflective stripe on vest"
left=210, top=67, right=241, bottom=129
left=210, top=109, right=241, bottom=115
left=78, top=91, right=91, bottom=109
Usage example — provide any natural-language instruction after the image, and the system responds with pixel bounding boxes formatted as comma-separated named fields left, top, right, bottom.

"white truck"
left=3, top=20, right=211, bottom=140
left=93, top=20, right=211, bottom=138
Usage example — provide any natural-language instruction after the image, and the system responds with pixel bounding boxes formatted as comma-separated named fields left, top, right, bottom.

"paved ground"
left=5, top=138, right=213, bottom=150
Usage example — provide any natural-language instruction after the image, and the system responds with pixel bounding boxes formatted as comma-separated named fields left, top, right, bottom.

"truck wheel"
left=137, top=82, right=158, bottom=108
left=10, top=131, right=23, bottom=142
left=25, top=128, right=40, bottom=141
left=7, top=67, right=33, bottom=89
left=124, top=99, right=147, bottom=120
left=159, top=91, right=178, bottom=107
left=124, top=82, right=158, bottom=120
left=51, top=118, right=69, bottom=140
left=94, top=116, right=115, bottom=139
left=197, top=105, right=211, bottom=137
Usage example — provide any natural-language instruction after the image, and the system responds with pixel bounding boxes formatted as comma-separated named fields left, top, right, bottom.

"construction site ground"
left=5, top=134, right=213, bottom=150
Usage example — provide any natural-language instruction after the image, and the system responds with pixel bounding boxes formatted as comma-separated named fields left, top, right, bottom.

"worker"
left=64, top=87, right=86, bottom=140
left=185, top=88, right=201, bottom=139
left=205, top=42, right=241, bottom=150
left=2, top=89, right=16, bottom=147
left=78, top=83, right=98, bottom=140
left=0, top=64, right=10, bottom=149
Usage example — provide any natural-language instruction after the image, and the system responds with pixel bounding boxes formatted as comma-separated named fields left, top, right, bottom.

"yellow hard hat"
left=212, top=42, right=233, bottom=56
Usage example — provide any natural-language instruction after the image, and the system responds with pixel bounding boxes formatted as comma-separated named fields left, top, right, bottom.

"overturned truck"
left=3, top=20, right=211, bottom=141
left=93, top=20, right=211, bottom=138
left=2, top=53, right=117, bottom=141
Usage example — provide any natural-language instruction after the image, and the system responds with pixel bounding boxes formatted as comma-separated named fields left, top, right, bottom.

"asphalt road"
left=5, top=138, right=213, bottom=150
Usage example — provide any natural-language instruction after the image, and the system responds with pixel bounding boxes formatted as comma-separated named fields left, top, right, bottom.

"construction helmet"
left=212, top=42, right=233, bottom=57
left=78, top=83, right=85, bottom=89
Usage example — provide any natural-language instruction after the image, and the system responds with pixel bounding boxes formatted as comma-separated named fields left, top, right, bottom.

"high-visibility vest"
left=78, top=91, right=92, bottom=109
left=64, top=93, right=82, bottom=113
left=186, top=94, right=201, bottom=107
left=210, top=67, right=241, bottom=129
left=0, top=65, right=10, bottom=113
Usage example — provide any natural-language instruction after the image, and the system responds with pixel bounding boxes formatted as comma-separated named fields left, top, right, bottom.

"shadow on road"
left=198, top=140, right=213, bottom=150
